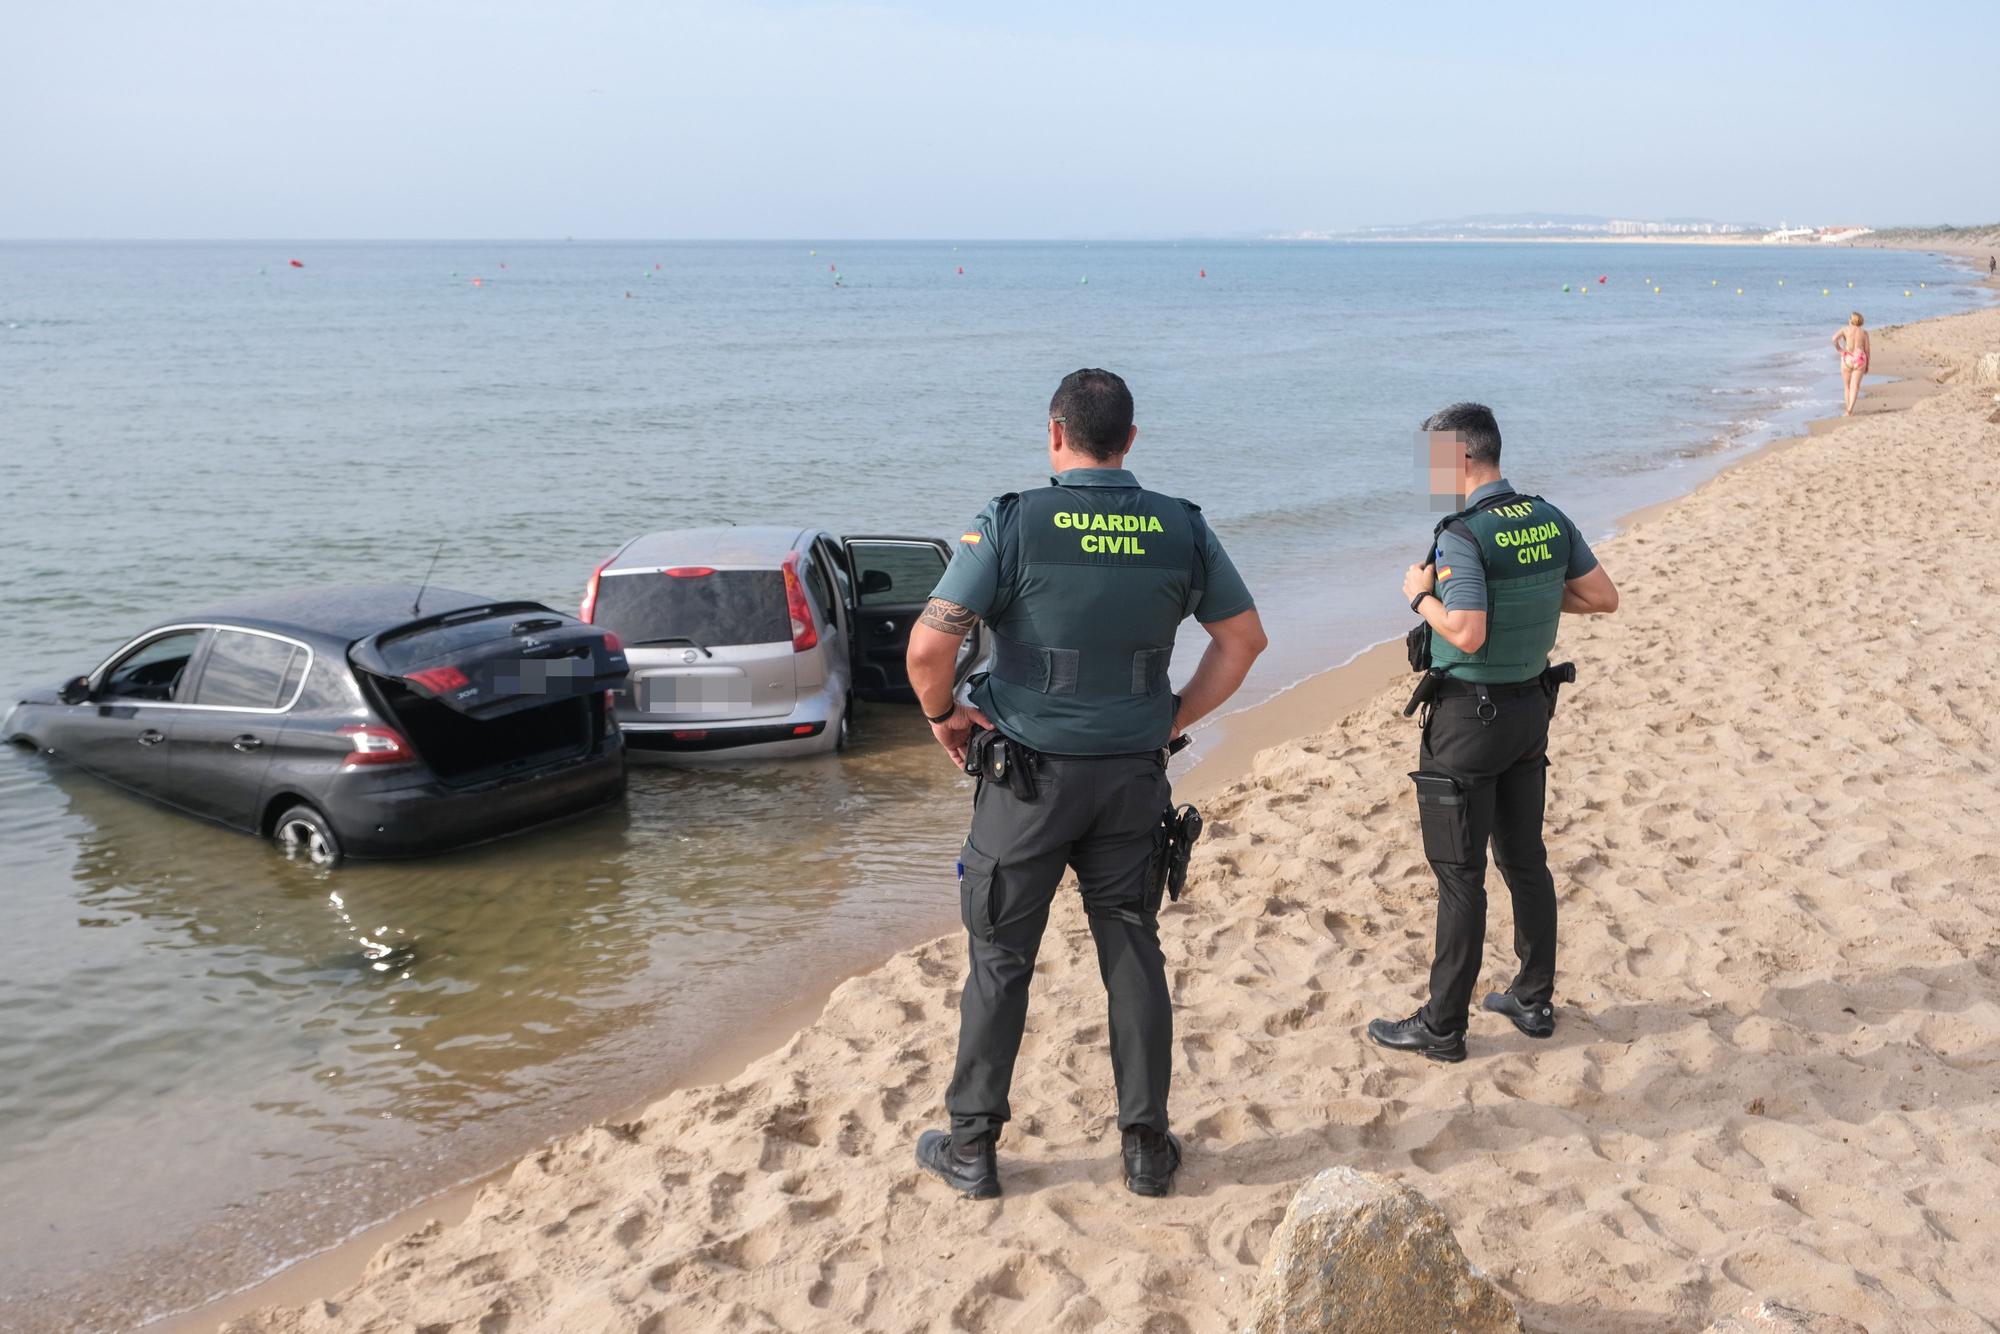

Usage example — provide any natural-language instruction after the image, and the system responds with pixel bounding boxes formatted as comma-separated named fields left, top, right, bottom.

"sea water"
left=0, top=239, right=1982, bottom=1327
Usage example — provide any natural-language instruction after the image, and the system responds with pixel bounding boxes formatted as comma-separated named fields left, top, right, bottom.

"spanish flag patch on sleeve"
left=960, top=532, right=982, bottom=544
left=1437, top=566, right=1452, bottom=580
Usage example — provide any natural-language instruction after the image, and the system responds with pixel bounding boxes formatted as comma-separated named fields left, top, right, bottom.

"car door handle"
left=137, top=729, right=165, bottom=747
left=231, top=735, right=265, bottom=752
left=875, top=620, right=897, bottom=635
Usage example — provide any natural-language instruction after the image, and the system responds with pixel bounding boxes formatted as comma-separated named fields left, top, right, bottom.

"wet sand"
left=191, top=286, right=2000, bottom=1332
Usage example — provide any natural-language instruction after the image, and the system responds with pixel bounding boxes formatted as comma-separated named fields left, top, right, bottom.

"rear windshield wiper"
left=629, top=636, right=714, bottom=657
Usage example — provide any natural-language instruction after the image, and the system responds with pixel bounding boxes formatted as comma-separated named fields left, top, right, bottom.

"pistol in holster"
left=1541, top=661, right=1577, bottom=717
left=1403, top=667, right=1447, bottom=720
left=1150, top=803, right=1205, bottom=903
left=964, top=727, right=1039, bottom=801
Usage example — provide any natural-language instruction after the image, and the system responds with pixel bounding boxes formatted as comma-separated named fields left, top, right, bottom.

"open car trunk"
left=350, top=600, right=628, bottom=788
left=371, top=679, right=594, bottom=786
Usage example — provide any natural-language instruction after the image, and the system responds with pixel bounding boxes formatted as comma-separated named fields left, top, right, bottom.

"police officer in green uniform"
left=904, top=368, right=1267, bottom=1199
left=1367, top=403, right=1619, bottom=1063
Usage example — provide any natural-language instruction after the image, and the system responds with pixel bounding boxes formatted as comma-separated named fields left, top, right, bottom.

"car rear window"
left=196, top=630, right=302, bottom=709
left=593, top=570, right=789, bottom=646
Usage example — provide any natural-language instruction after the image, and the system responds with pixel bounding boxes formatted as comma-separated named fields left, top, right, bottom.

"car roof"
left=174, top=585, right=501, bottom=641
left=609, top=526, right=810, bottom=570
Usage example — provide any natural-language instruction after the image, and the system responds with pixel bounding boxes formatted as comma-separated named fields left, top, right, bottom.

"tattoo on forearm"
left=919, top=598, right=980, bottom=635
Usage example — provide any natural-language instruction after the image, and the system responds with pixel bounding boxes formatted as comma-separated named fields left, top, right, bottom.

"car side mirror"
left=859, top=570, right=893, bottom=597
left=58, top=675, right=92, bottom=706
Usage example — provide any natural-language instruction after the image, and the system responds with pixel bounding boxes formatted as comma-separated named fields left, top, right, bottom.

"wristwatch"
left=1410, top=591, right=1434, bottom=614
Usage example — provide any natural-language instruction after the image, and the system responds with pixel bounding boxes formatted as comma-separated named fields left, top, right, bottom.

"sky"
left=3, top=0, right=1991, bottom=239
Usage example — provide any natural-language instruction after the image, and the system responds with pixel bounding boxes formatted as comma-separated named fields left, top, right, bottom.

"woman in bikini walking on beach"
left=1834, top=311, right=1869, bottom=417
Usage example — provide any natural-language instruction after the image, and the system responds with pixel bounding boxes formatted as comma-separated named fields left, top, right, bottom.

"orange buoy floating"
left=471, top=277, right=483, bottom=287
left=288, top=259, right=303, bottom=268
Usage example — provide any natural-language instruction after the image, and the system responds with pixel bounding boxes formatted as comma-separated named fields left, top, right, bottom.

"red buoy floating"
left=471, top=277, right=483, bottom=287
left=957, top=266, right=964, bottom=275
left=829, top=263, right=836, bottom=272
left=288, top=259, right=303, bottom=268
left=1598, top=275, right=1607, bottom=283
left=1199, top=269, right=1206, bottom=278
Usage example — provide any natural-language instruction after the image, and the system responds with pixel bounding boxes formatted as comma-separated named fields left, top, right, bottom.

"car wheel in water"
left=836, top=696, right=853, bottom=751
left=273, top=804, right=343, bottom=868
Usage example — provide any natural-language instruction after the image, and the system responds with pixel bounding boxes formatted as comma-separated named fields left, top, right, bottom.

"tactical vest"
left=974, top=481, right=1204, bottom=755
left=1430, top=494, right=1571, bottom=684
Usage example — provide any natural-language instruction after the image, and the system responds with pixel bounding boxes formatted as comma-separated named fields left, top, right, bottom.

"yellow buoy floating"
left=1904, top=290, right=1912, bottom=297
left=1778, top=279, right=1785, bottom=286
left=1736, top=288, right=1744, bottom=295
left=1822, top=288, right=1830, bottom=295
left=1847, top=281, right=1853, bottom=288
left=1711, top=279, right=1718, bottom=286
left=1653, top=286, right=1661, bottom=294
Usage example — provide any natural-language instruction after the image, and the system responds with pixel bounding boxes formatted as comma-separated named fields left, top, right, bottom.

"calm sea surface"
left=0, top=240, right=1983, bottom=1328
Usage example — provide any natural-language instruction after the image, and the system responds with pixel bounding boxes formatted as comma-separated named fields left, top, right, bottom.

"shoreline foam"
left=176, top=284, right=2000, bottom=1331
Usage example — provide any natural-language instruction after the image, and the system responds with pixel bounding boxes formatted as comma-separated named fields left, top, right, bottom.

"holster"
left=1403, top=667, right=1447, bottom=719
left=964, top=728, right=1040, bottom=801
left=1151, top=803, right=1204, bottom=903
left=1541, top=661, right=1577, bottom=717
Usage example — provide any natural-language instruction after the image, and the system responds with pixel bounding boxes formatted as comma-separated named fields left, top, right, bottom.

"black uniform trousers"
left=947, top=751, right=1171, bottom=1151
left=1414, top=679, right=1560, bottom=1036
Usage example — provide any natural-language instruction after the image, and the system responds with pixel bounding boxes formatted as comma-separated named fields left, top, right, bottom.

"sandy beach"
left=205, top=295, right=2000, bottom=1334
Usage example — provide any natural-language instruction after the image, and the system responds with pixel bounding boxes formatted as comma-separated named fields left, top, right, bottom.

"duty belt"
left=1405, top=662, right=1577, bottom=724
left=1430, top=676, right=1549, bottom=698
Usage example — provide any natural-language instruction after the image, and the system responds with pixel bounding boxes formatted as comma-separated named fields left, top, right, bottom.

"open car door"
left=840, top=537, right=984, bottom=702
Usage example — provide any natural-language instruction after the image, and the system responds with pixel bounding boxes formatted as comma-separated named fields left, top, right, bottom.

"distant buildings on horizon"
left=1278, top=216, right=1878, bottom=244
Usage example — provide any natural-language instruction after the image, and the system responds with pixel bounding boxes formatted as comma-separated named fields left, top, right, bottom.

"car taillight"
left=580, top=558, right=611, bottom=623
left=663, top=566, right=714, bottom=578
left=339, top=725, right=414, bottom=769
left=600, top=631, right=624, bottom=656
left=781, top=552, right=819, bottom=653
left=405, top=665, right=470, bottom=694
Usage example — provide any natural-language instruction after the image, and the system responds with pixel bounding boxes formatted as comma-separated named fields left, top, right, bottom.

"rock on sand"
left=1245, top=1167, right=1521, bottom=1334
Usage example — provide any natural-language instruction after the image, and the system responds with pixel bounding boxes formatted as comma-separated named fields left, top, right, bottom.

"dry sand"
left=220, top=303, right=2000, bottom=1333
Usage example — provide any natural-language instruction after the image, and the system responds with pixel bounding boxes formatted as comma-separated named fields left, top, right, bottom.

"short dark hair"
left=1049, top=368, right=1134, bottom=461
left=1421, top=402, right=1502, bottom=466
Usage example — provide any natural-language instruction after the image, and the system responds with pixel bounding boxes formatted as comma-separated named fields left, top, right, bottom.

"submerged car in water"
left=1, top=586, right=630, bottom=865
left=581, top=526, right=972, bottom=760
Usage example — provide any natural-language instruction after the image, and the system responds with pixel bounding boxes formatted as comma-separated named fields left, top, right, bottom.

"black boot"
left=1121, top=1127, right=1182, bottom=1197
left=916, top=1129, right=1000, bottom=1199
left=1365, top=1011, right=1467, bottom=1063
left=1482, top=990, right=1555, bottom=1038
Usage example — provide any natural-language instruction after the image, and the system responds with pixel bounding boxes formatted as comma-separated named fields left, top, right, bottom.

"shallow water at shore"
left=0, top=239, right=1985, bottom=1329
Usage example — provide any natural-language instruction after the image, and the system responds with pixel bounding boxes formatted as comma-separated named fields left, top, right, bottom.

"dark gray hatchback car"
left=1, top=585, right=630, bottom=865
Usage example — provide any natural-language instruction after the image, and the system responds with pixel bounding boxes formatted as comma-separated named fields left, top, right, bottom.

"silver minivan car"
left=581, top=526, right=969, bottom=760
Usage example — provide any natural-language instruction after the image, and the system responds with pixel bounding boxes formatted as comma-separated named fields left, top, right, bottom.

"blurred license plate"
left=640, top=675, right=754, bottom=714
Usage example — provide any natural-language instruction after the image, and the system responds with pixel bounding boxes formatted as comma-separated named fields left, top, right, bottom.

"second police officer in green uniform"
left=904, top=369, right=1267, bottom=1200
left=1368, top=403, right=1620, bottom=1063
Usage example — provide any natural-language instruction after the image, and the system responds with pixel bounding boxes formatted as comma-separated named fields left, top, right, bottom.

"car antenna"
left=412, top=540, right=445, bottom=617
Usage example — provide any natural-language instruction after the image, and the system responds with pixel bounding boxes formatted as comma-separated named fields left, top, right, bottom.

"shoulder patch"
left=959, top=532, right=982, bottom=544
